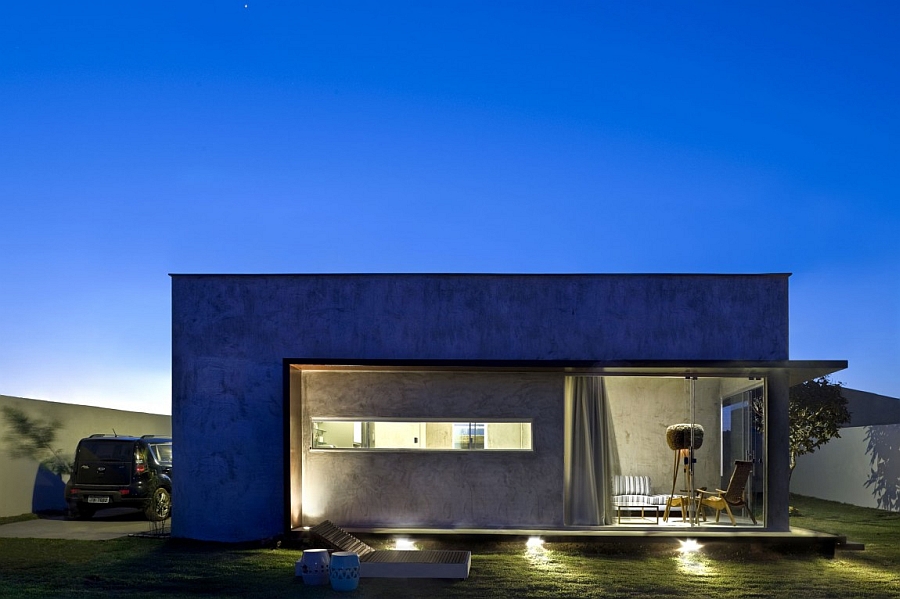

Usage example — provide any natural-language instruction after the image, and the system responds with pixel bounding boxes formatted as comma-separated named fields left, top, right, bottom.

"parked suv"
left=65, top=435, right=173, bottom=521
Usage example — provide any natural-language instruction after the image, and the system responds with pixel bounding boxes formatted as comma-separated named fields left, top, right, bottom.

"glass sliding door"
left=720, top=384, right=765, bottom=525
left=453, top=422, right=485, bottom=449
left=601, top=375, right=765, bottom=528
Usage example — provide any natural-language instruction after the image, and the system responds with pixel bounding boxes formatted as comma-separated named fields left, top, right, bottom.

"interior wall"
left=298, top=370, right=564, bottom=528
left=371, top=422, right=420, bottom=448
left=318, top=421, right=355, bottom=447
left=425, top=422, right=453, bottom=448
left=604, top=377, right=722, bottom=497
left=487, top=422, right=529, bottom=449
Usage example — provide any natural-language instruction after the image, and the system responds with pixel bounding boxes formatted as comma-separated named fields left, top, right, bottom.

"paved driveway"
left=0, top=509, right=161, bottom=540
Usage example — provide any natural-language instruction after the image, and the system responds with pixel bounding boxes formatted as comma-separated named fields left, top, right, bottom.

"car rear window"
left=78, top=440, right=134, bottom=462
left=150, top=443, right=173, bottom=464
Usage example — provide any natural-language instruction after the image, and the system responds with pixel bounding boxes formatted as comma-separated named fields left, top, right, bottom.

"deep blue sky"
left=2, top=2, right=897, bottom=414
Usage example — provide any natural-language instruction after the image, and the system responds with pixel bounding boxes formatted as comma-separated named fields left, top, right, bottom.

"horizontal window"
left=311, top=419, right=532, bottom=451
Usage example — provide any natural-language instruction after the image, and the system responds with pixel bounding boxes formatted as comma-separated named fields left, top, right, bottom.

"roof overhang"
left=287, top=359, right=847, bottom=387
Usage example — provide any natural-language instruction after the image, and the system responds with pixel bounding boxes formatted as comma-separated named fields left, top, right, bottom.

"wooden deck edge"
left=290, top=525, right=842, bottom=558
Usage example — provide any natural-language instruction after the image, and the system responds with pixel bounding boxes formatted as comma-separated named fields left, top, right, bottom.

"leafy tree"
left=788, top=376, right=851, bottom=476
left=753, top=376, right=851, bottom=480
left=0, top=406, right=74, bottom=476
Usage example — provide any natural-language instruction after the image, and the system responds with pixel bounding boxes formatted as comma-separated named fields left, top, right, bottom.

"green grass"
left=0, top=512, right=39, bottom=526
left=1, top=496, right=898, bottom=598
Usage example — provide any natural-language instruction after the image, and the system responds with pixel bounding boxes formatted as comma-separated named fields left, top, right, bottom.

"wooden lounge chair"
left=697, top=460, right=757, bottom=525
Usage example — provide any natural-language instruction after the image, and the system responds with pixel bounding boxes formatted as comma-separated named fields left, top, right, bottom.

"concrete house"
left=171, top=273, right=845, bottom=543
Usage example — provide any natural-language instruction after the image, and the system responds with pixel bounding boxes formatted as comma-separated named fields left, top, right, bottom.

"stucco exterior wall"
left=172, top=273, right=790, bottom=542
left=791, top=424, right=900, bottom=512
left=0, top=395, right=171, bottom=518
left=300, top=371, right=563, bottom=528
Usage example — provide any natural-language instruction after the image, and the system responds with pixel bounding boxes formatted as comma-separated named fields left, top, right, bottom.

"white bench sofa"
left=612, top=475, right=669, bottom=505
left=611, top=475, right=670, bottom=522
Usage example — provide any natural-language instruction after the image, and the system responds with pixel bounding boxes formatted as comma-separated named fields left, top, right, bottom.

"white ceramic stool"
left=297, top=548, right=330, bottom=585
left=329, top=551, right=360, bottom=591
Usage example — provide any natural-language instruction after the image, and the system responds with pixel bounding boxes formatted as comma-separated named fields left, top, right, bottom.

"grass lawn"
left=0, top=495, right=898, bottom=598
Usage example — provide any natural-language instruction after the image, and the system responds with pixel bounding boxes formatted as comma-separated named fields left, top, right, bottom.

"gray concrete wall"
left=765, top=370, right=792, bottom=530
left=172, top=273, right=790, bottom=542
left=0, top=395, right=171, bottom=518
left=300, top=371, right=563, bottom=528
left=605, top=377, right=722, bottom=496
left=842, top=389, right=900, bottom=427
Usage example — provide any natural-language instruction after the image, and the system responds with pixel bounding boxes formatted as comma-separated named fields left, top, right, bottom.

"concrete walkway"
left=0, top=509, right=160, bottom=541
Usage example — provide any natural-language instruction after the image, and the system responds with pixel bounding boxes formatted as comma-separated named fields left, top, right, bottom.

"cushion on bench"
left=613, top=475, right=651, bottom=496
left=612, top=475, right=669, bottom=506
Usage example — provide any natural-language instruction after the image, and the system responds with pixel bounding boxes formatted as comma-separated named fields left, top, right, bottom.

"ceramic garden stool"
left=297, top=548, right=330, bottom=585
left=329, top=551, right=361, bottom=591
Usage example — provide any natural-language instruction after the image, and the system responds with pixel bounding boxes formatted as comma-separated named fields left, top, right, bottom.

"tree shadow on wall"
left=864, top=423, right=900, bottom=512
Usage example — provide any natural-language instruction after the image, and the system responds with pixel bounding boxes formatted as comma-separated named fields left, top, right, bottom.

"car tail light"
left=135, top=450, right=146, bottom=475
left=120, top=489, right=131, bottom=495
left=69, top=488, right=79, bottom=495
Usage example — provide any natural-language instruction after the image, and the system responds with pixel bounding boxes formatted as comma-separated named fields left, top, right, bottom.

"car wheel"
left=145, top=487, right=172, bottom=521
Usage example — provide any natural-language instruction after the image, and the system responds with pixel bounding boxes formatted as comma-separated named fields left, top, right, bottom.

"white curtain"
left=564, top=376, right=609, bottom=526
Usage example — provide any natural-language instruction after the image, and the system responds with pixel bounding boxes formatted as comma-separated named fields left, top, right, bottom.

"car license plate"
left=87, top=496, right=110, bottom=504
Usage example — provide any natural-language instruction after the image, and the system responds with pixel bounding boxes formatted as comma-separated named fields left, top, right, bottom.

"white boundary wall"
left=0, top=394, right=171, bottom=518
left=791, top=424, right=900, bottom=512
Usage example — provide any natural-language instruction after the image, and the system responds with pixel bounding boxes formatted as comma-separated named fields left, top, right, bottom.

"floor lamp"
left=665, top=423, right=704, bottom=523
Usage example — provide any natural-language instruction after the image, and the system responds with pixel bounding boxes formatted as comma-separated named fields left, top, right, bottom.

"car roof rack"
left=88, top=433, right=117, bottom=438
left=140, top=434, right=168, bottom=438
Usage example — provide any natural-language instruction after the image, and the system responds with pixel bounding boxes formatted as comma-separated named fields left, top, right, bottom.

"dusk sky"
left=2, top=2, right=898, bottom=415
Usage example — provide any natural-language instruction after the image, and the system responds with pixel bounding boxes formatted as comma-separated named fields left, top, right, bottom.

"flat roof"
left=171, top=272, right=793, bottom=277
left=286, top=359, right=847, bottom=387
